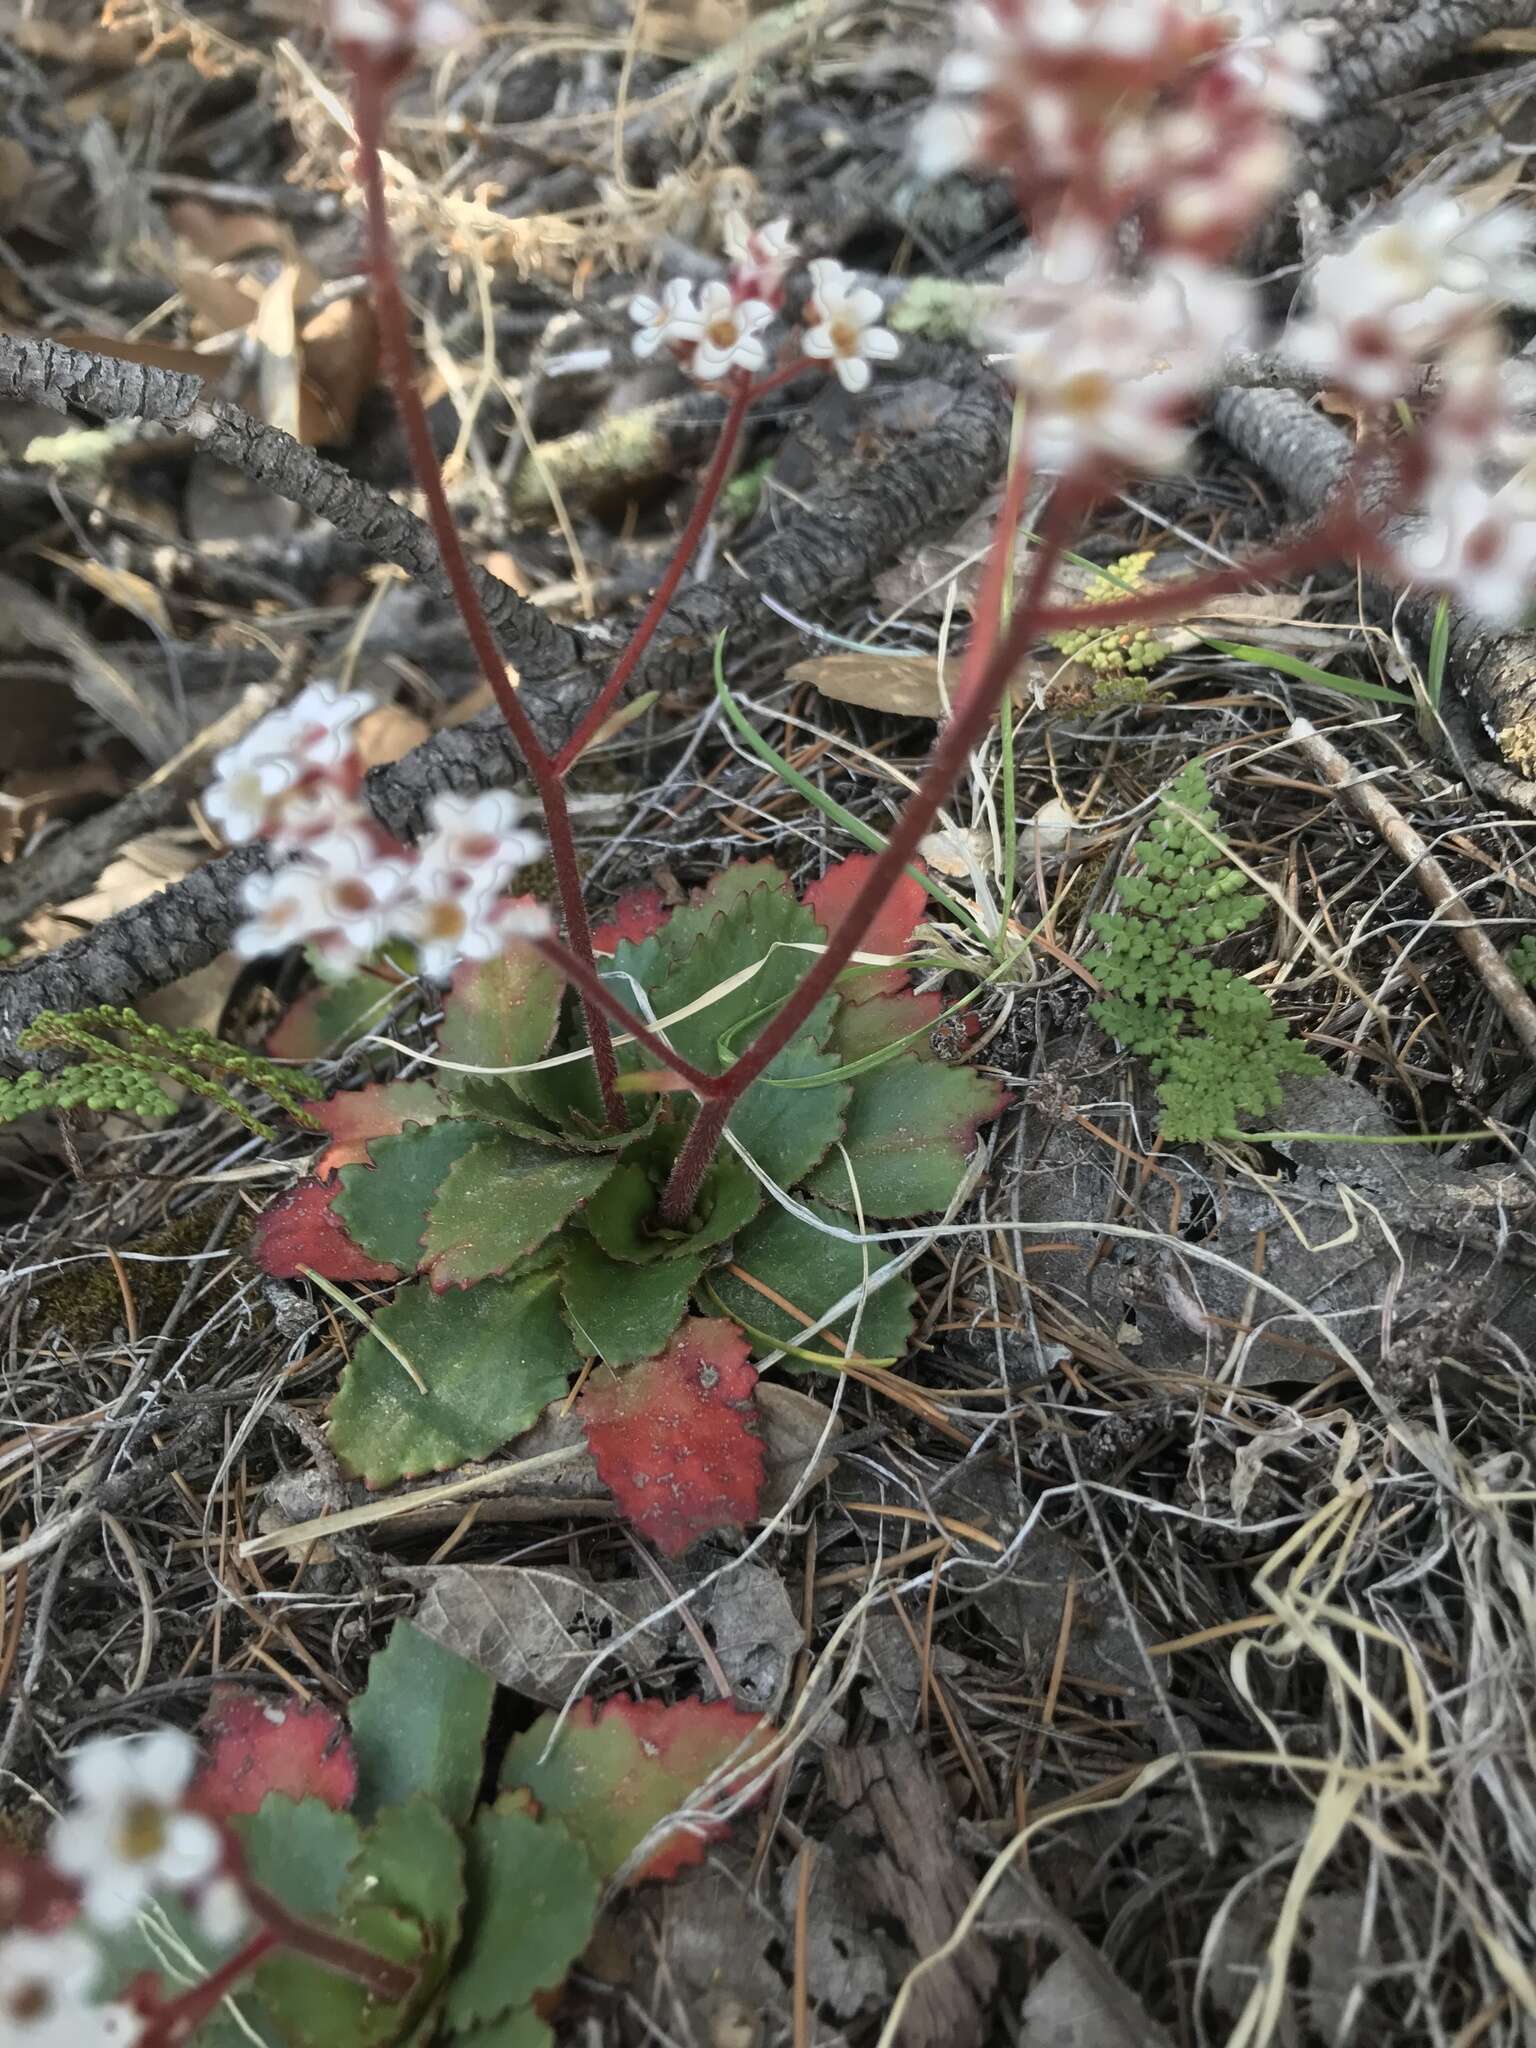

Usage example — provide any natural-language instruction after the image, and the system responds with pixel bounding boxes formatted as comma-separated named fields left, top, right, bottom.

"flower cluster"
left=329, top=0, right=473, bottom=67
left=629, top=214, right=900, bottom=396
left=0, top=1731, right=245, bottom=2045
left=205, top=683, right=550, bottom=979
left=1285, top=187, right=1536, bottom=623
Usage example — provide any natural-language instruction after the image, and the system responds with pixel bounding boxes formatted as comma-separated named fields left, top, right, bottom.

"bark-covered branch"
left=1212, top=381, right=1536, bottom=764
left=0, top=345, right=1009, bottom=1058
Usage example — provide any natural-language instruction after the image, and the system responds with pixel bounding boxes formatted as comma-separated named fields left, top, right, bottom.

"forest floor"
left=6, top=3, right=1536, bottom=2045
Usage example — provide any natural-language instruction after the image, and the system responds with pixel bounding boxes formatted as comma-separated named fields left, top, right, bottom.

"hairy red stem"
left=148, top=1928, right=281, bottom=2047
left=553, top=373, right=757, bottom=772
left=350, top=62, right=625, bottom=1127
left=660, top=481, right=1094, bottom=1224
left=533, top=934, right=725, bottom=1098
left=959, top=436, right=1031, bottom=697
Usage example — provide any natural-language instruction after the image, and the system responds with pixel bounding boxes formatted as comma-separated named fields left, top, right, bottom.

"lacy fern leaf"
left=1087, top=760, right=1319, bottom=1142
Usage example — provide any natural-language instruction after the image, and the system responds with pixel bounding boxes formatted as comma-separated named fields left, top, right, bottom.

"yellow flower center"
left=118, top=1796, right=168, bottom=1864
left=1058, top=370, right=1113, bottom=416
left=707, top=315, right=740, bottom=350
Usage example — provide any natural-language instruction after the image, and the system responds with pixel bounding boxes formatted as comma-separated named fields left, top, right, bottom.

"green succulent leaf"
left=500, top=1696, right=771, bottom=1886
left=559, top=1233, right=702, bottom=1364
left=585, top=1128, right=760, bottom=1265
left=350, top=1620, right=495, bottom=1828
left=331, top=1269, right=579, bottom=1486
left=803, top=1049, right=1004, bottom=1217
left=332, top=1119, right=496, bottom=1271
left=237, top=1794, right=362, bottom=1917
left=443, top=1803, right=600, bottom=2033
left=436, top=945, right=565, bottom=1102
left=706, top=1197, right=916, bottom=1365
left=420, top=1133, right=615, bottom=1291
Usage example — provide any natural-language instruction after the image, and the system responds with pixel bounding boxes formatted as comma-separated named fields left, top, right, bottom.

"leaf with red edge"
left=311, top=1081, right=446, bottom=1178
left=251, top=1178, right=400, bottom=1284
left=190, top=1686, right=357, bottom=1821
left=803, top=853, right=927, bottom=997
left=267, top=966, right=402, bottom=1061
left=499, top=1696, right=772, bottom=1885
left=578, top=1319, right=764, bottom=1555
left=591, top=886, right=669, bottom=956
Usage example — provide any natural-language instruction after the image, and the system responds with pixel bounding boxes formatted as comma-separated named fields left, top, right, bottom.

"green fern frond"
left=1086, top=760, right=1320, bottom=1143
left=7, top=1006, right=324, bottom=1139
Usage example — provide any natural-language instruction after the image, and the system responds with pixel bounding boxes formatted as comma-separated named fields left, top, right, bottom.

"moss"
left=29, top=1202, right=239, bottom=1352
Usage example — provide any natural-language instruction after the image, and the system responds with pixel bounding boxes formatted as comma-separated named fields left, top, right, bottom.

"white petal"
left=135, top=1728, right=197, bottom=1802
left=629, top=295, right=661, bottom=326
left=801, top=324, right=836, bottom=361
left=846, top=287, right=885, bottom=327
left=861, top=326, right=901, bottom=363
left=836, top=355, right=872, bottom=393
left=158, top=1810, right=221, bottom=1887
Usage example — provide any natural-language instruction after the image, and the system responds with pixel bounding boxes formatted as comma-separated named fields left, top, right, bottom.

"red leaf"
left=579, top=1319, right=764, bottom=1555
left=189, top=1687, right=357, bottom=1821
left=501, top=1696, right=772, bottom=1884
left=803, top=854, right=926, bottom=995
left=310, top=1080, right=444, bottom=1178
left=251, top=1178, right=400, bottom=1283
left=591, top=886, right=669, bottom=956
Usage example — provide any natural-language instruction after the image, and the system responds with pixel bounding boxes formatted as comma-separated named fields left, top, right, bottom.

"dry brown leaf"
left=252, top=264, right=303, bottom=442
left=34, top=547, right=173, bottom=636
left=789, top=650, right=1032, bottom=720
left=0, top=568, right=182, bottom=761
left=12, top=18, right=140, bottom=68
left=23, top=830, right=203, bottom=950
left=54, top=326, right=237, bottom=386
left=354, top=704, right=432, bottom=768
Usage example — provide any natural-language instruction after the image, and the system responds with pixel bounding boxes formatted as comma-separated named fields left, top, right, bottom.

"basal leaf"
left=443, top=1804, right=599, bottom=2032
left=89, top=1895, right=281, bottom=2048
left=579, top=1318, right=764, bottom=1554
left=585, top=1121, right=761, bottom=1265
left=268, top=961, right=409, bottom=1062
left=236, top=1795, right=362, bottom=1919
left=803, top=852, right=927, bottom=996
left=350, top=1619, right=494, bottom=1828
left=591, top=884, right=668, bottom=955
left=332, top=1119, right=495, bottom=1271
left=804, top=1049, right=1005, bottom=1216
left=437, top=942, right=564, bottom=1099
left=559, top=1233, right=700, bottom=1365
left=420, top=1133, right=614, bottom=1291
left=707, top=1198, right=916, bottom=1365
left=190, top=1686, right=356, bottom=1821
left=312, top=1080, right=447, bottom=1177
left=826, top=988, right=942, bottom=1058
left=500, top=1696, right=772, bottom=1885
left=251, top=1177, right=400, bottom=1284
left=330, top=1270, right=579, bottom=1487
left=252, top=1898, right=422, bottom=2048
left=725, top=999, right=849, bottom=1185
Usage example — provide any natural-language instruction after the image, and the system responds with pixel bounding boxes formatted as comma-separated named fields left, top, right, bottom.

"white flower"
left=1403, top=475, right=1536, bottom=626
left=49, top=1731, right=220, bottom=1933
left=630, top=279, right=705, bottom=361
left=801, top=260, right=900, bottom=393
left=1286, top=191, right=1536, bottom=402
left=0, top=1928, right=142, bottom=2047
left=723, top=213, right=798, bottom=303
left=419, top=789, right=545, bottom=880
left=196, top=1874, right=251, bottom=1947
left=283, top=681, right=375, bottom=775
left=306, top=830, right=414, bottom=973
left=330, top=0, right=473, bottom=54
left=689, top=282, right=774, bottom=382
left=204, top=745, right=301, bottom=846
left=995, top=253, right=1251, bottom=474
left=267, top=780, right=371, bottom=854
left=233, top=862, right=334, bottom=960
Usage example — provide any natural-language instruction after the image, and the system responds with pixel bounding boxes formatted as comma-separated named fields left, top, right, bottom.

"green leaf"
left=706, top=1198, right=916, bottom=1365
left=450, top=2011, right=554, bottom=2048
left=559, top=1233, right=700, bottom=1364
left=88, top=1893, right=283, bottom=2048
left=252, top=1899, right=423, bottom=2048
left=269, top=955, right=415, bottom=1062
left=420, top=1133, right=614, bottom=1291
left=726, top=1000, right=850, bottom=1185
left=350, top=1620, right=494, bottom=1828
left=332, top=1119, right=496, bottom=1270
left=237, top=1795, right=362, bottom=1917
left=437, top=945, right=565, bottom=1099
left=444, top=1804, right=600, bottom=2032
left=331, top=1269, right=580, bottom=1486
left=803, top=1048, right=1003, bottom=1216
left=585, top=1130, right=760, bottom=1265
left=500, top=1696, right=771, bottom=1886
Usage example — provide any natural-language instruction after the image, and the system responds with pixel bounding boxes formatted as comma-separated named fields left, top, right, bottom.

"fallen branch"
left=0, top=337, right=1009, bottom=1058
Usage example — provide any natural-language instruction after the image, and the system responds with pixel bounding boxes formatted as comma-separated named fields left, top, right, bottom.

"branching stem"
left=349, top=60, right=625, bottom=1127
